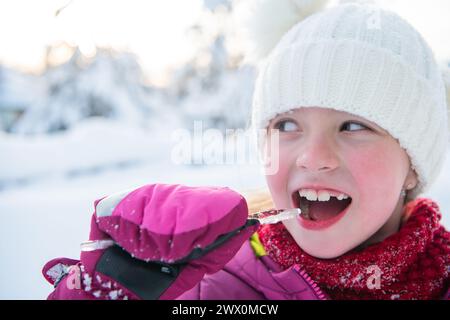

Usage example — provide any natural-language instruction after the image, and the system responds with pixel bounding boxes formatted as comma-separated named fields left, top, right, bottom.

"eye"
left=340, top=121, right=369, bottom=132
left=273, top=119, right=299, bottom=132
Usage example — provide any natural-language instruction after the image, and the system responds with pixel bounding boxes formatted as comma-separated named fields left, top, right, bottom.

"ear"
left=404, top=167, right=419, bottom=190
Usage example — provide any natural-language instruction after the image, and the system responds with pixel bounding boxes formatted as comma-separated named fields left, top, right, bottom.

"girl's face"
left=264, top=107, right=418, bottom=259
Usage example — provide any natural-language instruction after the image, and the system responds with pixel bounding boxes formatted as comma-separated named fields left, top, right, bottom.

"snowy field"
left=0, top=119, right=449, bottom=299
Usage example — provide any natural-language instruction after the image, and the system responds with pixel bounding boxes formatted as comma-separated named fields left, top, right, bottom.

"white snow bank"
left=0, top=118, right=175, bottom=187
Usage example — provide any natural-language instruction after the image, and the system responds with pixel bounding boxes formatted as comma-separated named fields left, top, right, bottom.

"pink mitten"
left=43, top=184, right=259, bottom=300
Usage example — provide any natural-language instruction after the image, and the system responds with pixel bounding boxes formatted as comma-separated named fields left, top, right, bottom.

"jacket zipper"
left=293, top=265, right=327, bottom=300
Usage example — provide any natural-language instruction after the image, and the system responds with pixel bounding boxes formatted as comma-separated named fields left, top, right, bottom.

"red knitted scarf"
left=257, top=198, right=450, bottom=300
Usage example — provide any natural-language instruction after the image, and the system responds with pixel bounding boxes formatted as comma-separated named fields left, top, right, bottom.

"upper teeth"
left=298, top=189, right=349, bottom=202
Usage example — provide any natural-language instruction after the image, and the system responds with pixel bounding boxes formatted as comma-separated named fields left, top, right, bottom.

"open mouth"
left=291, top=188, right=352, bottom=223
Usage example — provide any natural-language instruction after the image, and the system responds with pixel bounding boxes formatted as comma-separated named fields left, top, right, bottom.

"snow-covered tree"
left=10, top=45, right=157, bottom=134
left=168, top=4, right=256, bottom=131
left=0, top=66, right=45, bottom=132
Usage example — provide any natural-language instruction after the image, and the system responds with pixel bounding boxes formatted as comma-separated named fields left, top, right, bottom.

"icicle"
left=249, top=208, right=301, bottom=224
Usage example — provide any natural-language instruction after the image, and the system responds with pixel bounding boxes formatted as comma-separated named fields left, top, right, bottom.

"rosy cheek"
left=344, top=144, right=405, bottom=218
left=348, top=145, right=404, bottom=188
left=346, top=147, right=391, bottom=191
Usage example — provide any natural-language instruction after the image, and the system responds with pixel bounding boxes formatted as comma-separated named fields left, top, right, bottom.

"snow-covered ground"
left=0, top=119, right=449, bottom=299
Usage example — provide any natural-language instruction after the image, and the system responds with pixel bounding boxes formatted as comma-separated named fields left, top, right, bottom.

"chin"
left=300, top=242, right=351, bottom=259
left=284, top=224, right=365, bottom=259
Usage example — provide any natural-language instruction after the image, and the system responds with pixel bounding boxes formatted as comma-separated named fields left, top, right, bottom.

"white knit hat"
left=249, top=1, right=448, bottom=199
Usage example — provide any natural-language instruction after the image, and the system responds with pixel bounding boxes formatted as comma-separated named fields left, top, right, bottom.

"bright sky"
left=0, top=0, right=449, bottom=84
left=0, top=0, right=204, bottom=83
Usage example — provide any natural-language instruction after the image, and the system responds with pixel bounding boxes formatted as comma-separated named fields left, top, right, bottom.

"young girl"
left=43, top=2, right=450, bottom=300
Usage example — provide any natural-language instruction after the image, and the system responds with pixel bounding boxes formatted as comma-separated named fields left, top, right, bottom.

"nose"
left=295, top=135, right=340, bottom=172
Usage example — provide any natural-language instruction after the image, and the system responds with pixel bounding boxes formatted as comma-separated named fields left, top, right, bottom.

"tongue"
left=308, top=198, right=351, bottom=221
